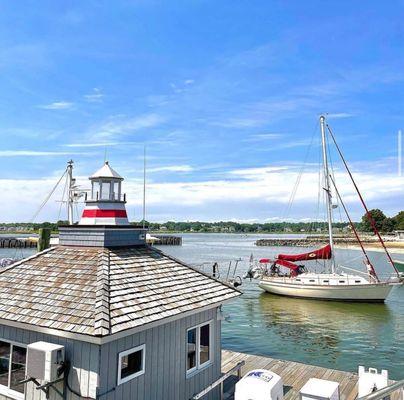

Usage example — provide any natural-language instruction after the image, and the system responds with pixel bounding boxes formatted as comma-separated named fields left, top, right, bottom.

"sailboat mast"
left=320, top=115, right=336, bottom=273
left=67, top=160, right=74, bottom=225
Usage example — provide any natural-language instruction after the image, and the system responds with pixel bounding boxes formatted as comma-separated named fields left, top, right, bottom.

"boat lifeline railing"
left=356, top=378, right=404, bottom=400
left=190, top=361, right=245, bottom=400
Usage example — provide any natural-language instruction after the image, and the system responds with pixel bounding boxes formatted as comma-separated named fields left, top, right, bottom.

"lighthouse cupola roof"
left=90, top=161, right=123, bottom=180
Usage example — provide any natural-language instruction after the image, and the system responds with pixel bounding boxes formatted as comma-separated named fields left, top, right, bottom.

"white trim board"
left=117, top=344, right=146, bottom=385
left=0, top=301, right=229, bottom=345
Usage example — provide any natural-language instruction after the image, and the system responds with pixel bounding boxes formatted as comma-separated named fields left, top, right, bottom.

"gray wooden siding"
left=0, top=324, right=99, bottom=400
left=99, top=307, right=221, bottom=400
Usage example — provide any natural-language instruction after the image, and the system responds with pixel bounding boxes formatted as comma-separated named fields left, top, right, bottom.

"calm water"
left=1, top=233, right=403, bottom=378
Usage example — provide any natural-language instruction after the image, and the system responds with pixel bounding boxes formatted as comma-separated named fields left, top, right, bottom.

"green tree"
left=393, top=211, right=404, bottom=230
left=381, top=218, right=395, bottom=233
left=361, top=209, right=387, bottom=232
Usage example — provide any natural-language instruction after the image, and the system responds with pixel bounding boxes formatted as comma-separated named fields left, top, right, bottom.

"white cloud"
left=0, top=150, right=89, bottom=157
left=84, top=88, right=104, bottom=103
left=244, top=133, right=283, bottom=142
left=92, top=113, right=164, bottom=139
left=327, top=113, right=354, bottom=119
left=1, top=163, right=402, bottom=223
left=148, top=165, right=194, bottom=173
left=184, top=79, right=194, bottom=85
left=38, top=101, right=74, bottom=110
left=63, top=141, right=139, bottom=148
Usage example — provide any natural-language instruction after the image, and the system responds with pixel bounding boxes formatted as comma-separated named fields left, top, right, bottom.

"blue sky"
left=0, top=0, right=403, bottom=222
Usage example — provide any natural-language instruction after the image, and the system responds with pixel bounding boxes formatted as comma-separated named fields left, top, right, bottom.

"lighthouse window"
left=101, top=181, right=111, bottom=200
left=113, top=182, right=120, bottom=200
left=92, top=181, right=101, bottom=200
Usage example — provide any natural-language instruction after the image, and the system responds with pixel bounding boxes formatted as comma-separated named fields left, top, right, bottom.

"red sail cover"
left=277, top=244, right=332, bottom=262
left=275, top=259, right=300, bottom=276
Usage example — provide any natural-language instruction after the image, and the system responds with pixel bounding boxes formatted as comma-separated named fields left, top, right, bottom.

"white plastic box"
left=235, top=369, right=283, bottom=400
left=358, top=366, right=388, bottom=396
left=300, top=378, right=339, bottom=400
left=26, top=341, right=65, bottom=382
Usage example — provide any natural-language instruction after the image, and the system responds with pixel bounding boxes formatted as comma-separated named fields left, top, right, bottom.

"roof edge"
left=0, top=246, right=56, bottom=276
left=150, top=246, right=243, bottom=295
left=0, top=301, right=233, bottom=345
left=94, top=248, right=111, bottom=336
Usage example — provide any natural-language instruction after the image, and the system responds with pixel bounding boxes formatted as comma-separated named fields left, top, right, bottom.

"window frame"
left=186, top=320, right=213, bottom=378
left=117, top=344, right=146, bottom=385
left=0, top=339, right=26, bottom=400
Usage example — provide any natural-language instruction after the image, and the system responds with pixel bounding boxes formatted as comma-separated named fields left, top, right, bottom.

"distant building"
left=395, top=230, right=404, bottom=240
left=0, top=162, right=241, bottom=400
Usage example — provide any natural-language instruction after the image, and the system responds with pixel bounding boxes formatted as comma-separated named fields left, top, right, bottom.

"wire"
left=326, top=123, right=399, bottom=276
left=30, top=169, right=67, bottom=223
left=282, top=120, right=319, bottom=221
left=57, top=173, right=69, bottom=221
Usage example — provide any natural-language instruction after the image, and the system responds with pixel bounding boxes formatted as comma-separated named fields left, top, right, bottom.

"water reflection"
left=257, top=293, right=392, bottom=358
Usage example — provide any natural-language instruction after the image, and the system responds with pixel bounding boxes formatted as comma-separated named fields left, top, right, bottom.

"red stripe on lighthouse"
left=82, top=209, right=128, bottom=218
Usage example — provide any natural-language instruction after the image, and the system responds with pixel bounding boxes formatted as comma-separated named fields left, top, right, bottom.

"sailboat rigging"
left=248, top=115, right=400, bottom=302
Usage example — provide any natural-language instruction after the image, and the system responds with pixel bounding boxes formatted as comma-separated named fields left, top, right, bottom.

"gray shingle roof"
left=0, top=246, right=240, bottom=337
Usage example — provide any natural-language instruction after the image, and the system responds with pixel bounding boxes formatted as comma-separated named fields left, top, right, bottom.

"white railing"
left=357, top=379, right=404, bottom=400
left=191, top=361, right=245, bottom=400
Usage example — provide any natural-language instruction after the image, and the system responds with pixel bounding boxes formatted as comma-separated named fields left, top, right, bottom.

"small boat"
left=248, top=115, right=401, bottom=303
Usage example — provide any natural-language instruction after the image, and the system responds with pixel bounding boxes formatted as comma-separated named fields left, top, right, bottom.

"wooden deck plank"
left=221, top=350, right=397, bottom=400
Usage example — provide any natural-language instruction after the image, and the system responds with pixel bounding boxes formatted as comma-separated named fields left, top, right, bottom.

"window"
left=323, top=280, right=329, bottom=283
left=186, top=321, right=212, bottom=376
left=101, top=181, right=111, bottom=200
left=0, top=340, right=26, bottom=399
left=113, top=181, right=120, bottom=200
left=339, top=280, right=346, bottom=283
left=117, top=345, right=145, bottom=385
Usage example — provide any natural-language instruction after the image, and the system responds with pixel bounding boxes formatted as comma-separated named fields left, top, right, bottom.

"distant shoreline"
left=335, top=242, right=404, bottom=255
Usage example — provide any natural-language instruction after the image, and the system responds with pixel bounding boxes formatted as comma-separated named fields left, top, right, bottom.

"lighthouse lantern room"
left=79, top=161, right=130, bottom=225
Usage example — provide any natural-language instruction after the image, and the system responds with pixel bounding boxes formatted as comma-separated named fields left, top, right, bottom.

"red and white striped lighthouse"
left=79, top=162, right=130, bottom=225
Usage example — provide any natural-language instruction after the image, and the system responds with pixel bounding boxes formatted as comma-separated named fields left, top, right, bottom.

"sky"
left=0, top=0, right=403, bottom=223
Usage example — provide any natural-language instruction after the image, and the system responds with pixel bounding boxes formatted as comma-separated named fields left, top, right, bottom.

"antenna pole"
left=320, top=115, right=336, bottom=273
left=67, top=160, right=74, bottom=225
left=143, top=146, right=146, bottom=228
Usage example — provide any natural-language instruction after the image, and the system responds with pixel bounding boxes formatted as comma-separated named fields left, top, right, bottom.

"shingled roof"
left=0, top=246, right=240, bottom=337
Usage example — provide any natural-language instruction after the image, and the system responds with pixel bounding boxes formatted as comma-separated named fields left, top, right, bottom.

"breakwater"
left=255, top=236, right=382, bottom=247
left=154, top=235, right=182, bottom=245
left=0, top=237, right=37, bottom=248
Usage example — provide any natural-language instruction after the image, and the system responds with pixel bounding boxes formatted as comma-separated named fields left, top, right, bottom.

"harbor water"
left=1, top=233, right=403, bottom=379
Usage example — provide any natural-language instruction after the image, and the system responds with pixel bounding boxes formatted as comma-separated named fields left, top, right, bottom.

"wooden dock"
left=221, top=350, right=400, bottom=400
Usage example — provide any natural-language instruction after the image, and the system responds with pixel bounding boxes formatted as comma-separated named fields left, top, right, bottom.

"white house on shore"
left=0, top=162, right=241, bottom=400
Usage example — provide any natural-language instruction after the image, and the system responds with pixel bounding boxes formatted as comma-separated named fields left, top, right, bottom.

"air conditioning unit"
left=27, top=342, right=65, bottom=382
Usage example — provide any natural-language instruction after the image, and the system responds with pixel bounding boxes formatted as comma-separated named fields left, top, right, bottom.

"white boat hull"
left=259, top=277, right=394, bottom=302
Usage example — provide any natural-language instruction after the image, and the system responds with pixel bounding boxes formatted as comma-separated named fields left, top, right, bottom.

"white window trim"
left=186, top=320, right=213, bottom=378
left=117, top=344, right=145, bottom=385
left=0, top=339, right=26, bottom=400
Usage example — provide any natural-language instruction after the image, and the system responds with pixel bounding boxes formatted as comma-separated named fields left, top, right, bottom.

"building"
left=0, top=162, right=241, bottom=400
left=395, top=230, right=404, bottom=240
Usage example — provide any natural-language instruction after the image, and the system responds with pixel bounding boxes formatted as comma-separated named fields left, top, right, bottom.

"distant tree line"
left=0, top=210, right=402, bottom=234
left=361, top=209, right=404, bottom=232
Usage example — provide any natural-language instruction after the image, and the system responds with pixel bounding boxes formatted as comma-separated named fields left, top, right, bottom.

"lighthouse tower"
left=79, top=161, right=130, bottom=225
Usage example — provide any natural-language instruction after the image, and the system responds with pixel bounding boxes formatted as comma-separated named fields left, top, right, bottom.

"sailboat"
left=250, top=115, right=401, bottom=302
